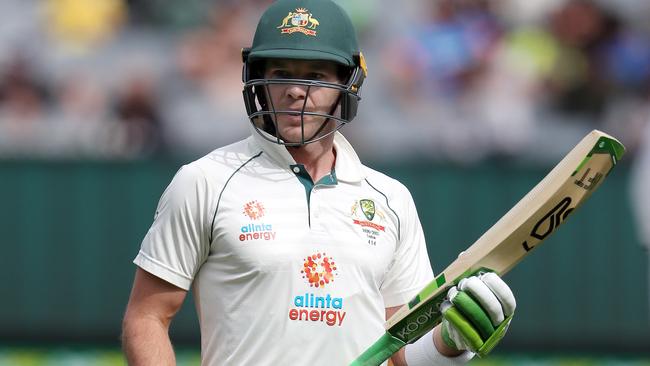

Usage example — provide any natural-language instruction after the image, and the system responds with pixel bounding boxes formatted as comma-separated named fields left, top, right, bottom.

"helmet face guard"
left=242, top=50, right=366, bottom=146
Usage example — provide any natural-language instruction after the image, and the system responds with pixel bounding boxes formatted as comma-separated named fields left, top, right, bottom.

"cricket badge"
left=351, top=199, right=386, bottom=246
left=277, top=8, right=319, bottom=36
left=360, top=199, right=375, bottom=221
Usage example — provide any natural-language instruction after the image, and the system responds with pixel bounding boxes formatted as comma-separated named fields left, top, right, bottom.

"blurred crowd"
left=0, top=0, right=649, bottom=163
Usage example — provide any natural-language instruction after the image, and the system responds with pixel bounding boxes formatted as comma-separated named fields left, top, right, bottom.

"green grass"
left=473, top=354, right=650, bottom=366
left=0, top=347, right=648, bottom=365
left=0, top=347, right=199, bottom=366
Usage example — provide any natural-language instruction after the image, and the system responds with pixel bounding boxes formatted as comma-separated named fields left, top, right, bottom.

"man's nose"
left=286, top=84, right=308, bottom=100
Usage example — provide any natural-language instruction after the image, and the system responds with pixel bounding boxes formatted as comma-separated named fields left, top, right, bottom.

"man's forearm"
left=122, top=317, right=176, bottom=366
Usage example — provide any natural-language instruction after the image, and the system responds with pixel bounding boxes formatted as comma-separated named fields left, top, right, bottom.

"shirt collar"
left=248, top=124, right=365, bottom=183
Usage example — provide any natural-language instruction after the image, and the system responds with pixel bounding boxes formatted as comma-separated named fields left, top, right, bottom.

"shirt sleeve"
left=380, top=186, right=435, bottom=307
left=133, top=163, right=212, bottom=290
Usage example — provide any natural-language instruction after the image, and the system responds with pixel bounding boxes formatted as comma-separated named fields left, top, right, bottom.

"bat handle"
left=349, top=332, right=405, bottom=366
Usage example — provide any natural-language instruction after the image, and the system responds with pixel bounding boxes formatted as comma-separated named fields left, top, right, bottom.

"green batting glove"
left=440, top=272, right=516, bottom=357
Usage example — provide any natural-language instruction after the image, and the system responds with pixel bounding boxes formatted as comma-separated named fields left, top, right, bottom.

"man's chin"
left=277, top=124, right=317, bottom=139
left=278, top=132, right=311, bottom=144
left=274, top=119, right=335, bottom=144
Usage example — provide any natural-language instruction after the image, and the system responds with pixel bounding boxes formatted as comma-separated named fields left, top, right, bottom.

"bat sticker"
left=522, top=197, right=573, bottom=252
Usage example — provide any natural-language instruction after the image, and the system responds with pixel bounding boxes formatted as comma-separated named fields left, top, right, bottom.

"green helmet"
left=242, top=0, right=367, bottom=146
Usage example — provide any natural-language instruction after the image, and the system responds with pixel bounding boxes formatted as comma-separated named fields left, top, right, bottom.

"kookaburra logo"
left=522, top=197, right=574, bottom=252
left=394, top=305, right=437, bottom=341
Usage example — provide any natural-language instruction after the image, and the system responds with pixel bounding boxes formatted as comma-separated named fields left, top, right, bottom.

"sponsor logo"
left=394, top=305, right=438, bottom=341
left=239, top=223, right=276, bottom=241
left=243, top=200, right=265, bottom=220
left=288, top=293, right=346, bottom=327
left=289, top=252, right=346, bottom=327
left=277, top=7, right=319, bottom=36
left=240, top=201, right=276, bottom=242
left=301, top=252, right=337, bottom=288
left=574, top=167, right=603, bottom=191
left=351, top=199, right=386, bottom=245
left=522, top=197, right=573, bottom=252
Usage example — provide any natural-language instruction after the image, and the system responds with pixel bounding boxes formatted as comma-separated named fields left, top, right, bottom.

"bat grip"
left=349, top=332, right=406, bottom=366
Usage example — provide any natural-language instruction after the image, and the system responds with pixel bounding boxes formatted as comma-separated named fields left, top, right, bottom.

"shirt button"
left=292, top=167, right=300, bottom=173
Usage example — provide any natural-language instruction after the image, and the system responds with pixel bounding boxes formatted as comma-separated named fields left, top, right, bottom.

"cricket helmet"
left=242, top=0, right=367, bottom=146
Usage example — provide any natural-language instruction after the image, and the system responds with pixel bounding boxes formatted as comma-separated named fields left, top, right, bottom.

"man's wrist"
left=433, top=324, right=464, bottom=357
left=404, top=326, right=474, bottom=366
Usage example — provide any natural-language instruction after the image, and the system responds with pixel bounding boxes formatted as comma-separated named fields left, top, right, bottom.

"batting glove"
left=440, top=272, right=516, bottom=357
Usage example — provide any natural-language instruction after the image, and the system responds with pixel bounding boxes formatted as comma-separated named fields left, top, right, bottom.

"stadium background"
left=1, top=0, right=649, bottom=365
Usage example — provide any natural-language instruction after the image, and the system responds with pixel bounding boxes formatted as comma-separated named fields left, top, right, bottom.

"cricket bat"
left=351, top=130, right=625, bottom=366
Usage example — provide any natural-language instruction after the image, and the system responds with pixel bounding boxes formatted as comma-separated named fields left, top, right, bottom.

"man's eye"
left=271, top=70, right=291, bottom=79
left=307, top=73, right=326, bottom=80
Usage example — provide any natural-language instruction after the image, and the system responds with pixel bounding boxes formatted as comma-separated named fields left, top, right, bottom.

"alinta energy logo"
left=239, top=200, right=276, bottom=242
left=288, top=252, right=346, bottom=327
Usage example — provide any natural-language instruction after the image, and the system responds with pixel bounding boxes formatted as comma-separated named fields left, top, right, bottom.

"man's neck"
left=286, top=136, right=336, bottom=183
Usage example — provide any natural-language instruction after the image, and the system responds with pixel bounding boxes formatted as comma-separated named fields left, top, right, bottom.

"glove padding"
left=441, top=272, right=516, bottom=356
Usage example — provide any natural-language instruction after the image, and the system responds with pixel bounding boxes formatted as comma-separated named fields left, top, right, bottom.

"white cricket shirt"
left=134, top=128, right=434, bottom=365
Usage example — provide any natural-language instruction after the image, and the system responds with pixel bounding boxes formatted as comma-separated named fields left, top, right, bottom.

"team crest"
left=359, top=199, right=375, bottom=221
left=351, top=199, right=386, bottom=246
left=277, top=8, right=319, bottom=36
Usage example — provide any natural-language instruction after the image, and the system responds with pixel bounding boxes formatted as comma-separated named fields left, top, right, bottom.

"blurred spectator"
left=43, top=0, right=127, bottom=50
left=0, top=54, right=50, bottom=157
left=0, top=55, right=48, bottom=120
left=368, top=0, right=523, bottom=163
left=382, top=0, right=502, bottom=100
left=599, top=28, right=650, bottom=94
left=113, top=71, right=164, bottom=157
left=537, top=0, right=650, bottom=154
left=47, top=71, right=116, bottom=158
left=543, top=0, right=617, bottom=119
left=162, top=2, right=265, bottom=156
left=0, top=0, right=648, bottom=162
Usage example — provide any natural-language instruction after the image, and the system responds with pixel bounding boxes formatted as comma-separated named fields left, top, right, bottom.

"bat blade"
left=350, top=130, right=625, bottom=366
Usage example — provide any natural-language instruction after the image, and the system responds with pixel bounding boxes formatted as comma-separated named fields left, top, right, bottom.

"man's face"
left=263, top=59, right=343, bottom=144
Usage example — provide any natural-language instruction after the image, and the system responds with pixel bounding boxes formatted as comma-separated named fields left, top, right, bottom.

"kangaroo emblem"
left=277, top=12, right=293, bottom=28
